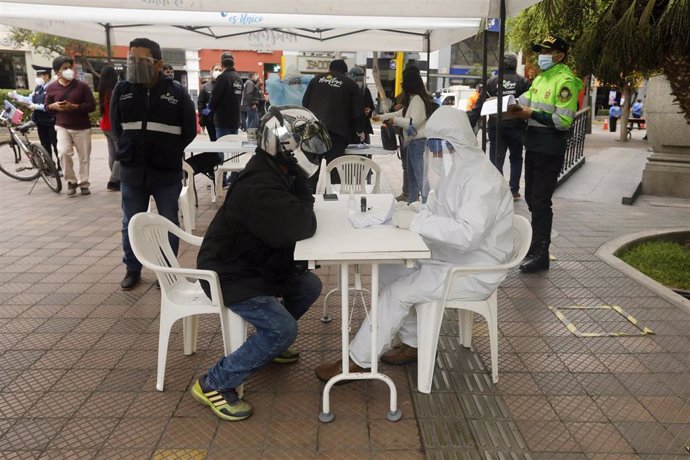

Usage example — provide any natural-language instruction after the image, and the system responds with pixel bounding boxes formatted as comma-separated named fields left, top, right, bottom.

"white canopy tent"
left=0, top=0, right=542, bottom=52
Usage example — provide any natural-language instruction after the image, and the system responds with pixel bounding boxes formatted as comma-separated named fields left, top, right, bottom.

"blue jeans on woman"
left=205, top=272, right=322, bottom=392
left=406, top=138, right=427, bottom=203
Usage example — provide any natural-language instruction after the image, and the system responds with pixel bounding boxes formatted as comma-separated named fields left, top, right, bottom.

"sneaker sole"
left=190, top=381, right=252, bottom=421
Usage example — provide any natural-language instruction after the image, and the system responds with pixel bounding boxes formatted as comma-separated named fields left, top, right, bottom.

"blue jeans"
left=244, top=107, right=260, bottom=130
left=488, top=127, right=524, bottom=194
left=406, top=138, right=427, bottom=203
left=121, top=181, right=182, bottom=273
left=215, top=127, right=239, bottom=139
left=205, top=272, right=322, bottom=392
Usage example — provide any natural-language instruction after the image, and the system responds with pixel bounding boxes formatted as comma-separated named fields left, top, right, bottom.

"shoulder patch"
left=558, top=86, right=572, bottom=103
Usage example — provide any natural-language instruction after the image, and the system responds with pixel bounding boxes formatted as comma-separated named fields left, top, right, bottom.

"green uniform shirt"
left=518, top=63, right=584, bottom=156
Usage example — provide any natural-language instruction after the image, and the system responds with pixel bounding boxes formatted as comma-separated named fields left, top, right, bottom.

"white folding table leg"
left=319, top=262, right=401, bottom=423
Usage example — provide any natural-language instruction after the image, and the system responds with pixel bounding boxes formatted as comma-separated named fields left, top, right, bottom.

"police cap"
left=532, top=34, right=569, bottom=53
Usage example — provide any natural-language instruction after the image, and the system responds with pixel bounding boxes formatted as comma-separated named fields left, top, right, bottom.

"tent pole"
left=105, top=23, right=112, bottom=63
left=481, top=23, right=489, bottom=152
left=426, top=33, right=431, bottom=90
left=496, top=0, right=506, bottom=167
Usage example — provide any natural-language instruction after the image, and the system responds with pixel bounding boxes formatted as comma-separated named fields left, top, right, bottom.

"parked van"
left=439, top=85, right=476, bottom=111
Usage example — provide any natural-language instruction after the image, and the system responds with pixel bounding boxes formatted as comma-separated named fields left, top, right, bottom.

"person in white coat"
left=315, top=107, right=514, bottom=379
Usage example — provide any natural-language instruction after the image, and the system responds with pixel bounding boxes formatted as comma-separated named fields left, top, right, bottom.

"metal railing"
left=557, top=107, right=590, bottom=185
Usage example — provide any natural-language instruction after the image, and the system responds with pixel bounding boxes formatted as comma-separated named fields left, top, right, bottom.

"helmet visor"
left=292, top=118, right=332, bottom=155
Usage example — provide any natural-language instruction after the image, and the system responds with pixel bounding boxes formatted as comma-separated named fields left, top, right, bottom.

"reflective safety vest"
left=518, top=63, right=583, bottom=156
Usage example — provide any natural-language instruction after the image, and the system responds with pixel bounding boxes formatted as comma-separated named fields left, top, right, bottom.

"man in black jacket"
left=470, top=53, right=531, bottom=200
left=302, top=59, right=365, bottom=185
left=111, top=38, right=197, bottom=290
left=193, top=106, right=331, bottom=421
left=197, top=64, right=222, bottom=141
left=208, top=51, right=243, bottom=137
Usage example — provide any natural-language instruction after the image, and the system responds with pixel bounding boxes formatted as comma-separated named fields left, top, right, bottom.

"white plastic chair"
left=214, top=134, right=250, bottom=201
left=415, top=215, right=532, bottom=392
left=178, top=161, right=196, bottom=233
left=128, top=212, right=247, bottom=391
left=325, top=155, right=381, bottom=195
left=319, top=155, right=383, bottom=324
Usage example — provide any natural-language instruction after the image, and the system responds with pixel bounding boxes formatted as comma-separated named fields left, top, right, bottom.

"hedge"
left=1, top=88, right=101, bottom=127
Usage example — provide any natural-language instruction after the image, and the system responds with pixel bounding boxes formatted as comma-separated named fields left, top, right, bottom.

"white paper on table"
left=480, top=95, right=517, bottom=116
left=348, top=195, right=395, bottom=228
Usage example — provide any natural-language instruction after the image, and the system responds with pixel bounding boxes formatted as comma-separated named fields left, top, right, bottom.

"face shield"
left=423, top=138, right=456, bottom=193
left=126, top=56, right=157, bottom=84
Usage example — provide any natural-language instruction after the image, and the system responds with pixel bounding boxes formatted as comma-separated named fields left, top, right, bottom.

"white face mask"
left=35, top=77, right=45, bottom=86
left=212, top=70, right=222, bottom=79
left=61, top=68, right=75, bottom=81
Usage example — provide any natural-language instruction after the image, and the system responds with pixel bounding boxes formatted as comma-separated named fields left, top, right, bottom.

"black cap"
left=220, top=51, right=234, bottom=67
left=532, top=34, right=569, bottom=53
left=329, top=59, right=348, bottom=74
left=31, top=65, right=52, bottom=75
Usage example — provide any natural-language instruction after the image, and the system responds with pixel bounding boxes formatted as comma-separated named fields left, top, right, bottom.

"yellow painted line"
left=549, top=304, right=655, bottom=337
left=153, top=449, right=207, bottom=460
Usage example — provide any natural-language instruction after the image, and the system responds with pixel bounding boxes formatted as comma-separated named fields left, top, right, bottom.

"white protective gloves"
left=392, top=201, right=423, bottom=229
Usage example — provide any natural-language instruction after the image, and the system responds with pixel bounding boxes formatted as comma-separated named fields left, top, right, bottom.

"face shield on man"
left=126, top=55, right=157, bottom=84
left=423, top=137, right=456, bottom=195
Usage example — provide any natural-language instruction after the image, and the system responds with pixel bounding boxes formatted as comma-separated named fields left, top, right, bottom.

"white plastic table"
left=184, top=139, right=256, bottom=202
left=294, top=194, right=430, bottom=422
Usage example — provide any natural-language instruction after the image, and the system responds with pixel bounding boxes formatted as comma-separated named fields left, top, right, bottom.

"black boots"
left=519, top=242, right=550, bottom=273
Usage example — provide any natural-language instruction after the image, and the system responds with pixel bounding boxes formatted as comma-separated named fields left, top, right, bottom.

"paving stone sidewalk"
left=0, top=134, right=688, bottom=459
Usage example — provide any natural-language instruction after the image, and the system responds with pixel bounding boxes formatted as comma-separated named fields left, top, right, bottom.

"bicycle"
left=0, top=100, right=61, bottom=193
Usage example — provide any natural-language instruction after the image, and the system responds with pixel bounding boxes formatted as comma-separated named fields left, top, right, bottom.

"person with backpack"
left=375, top=68, right=435, bottom=203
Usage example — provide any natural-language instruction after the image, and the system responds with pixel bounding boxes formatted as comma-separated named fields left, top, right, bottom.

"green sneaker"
left=272, top=347, right=300, bottom=364
left=190, top=377, right=252, bottom=421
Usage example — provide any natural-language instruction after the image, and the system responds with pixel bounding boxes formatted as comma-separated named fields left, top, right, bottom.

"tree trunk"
left=619, top=85, right=632, bottom=142
left=372, top=52, right=389, bottom=113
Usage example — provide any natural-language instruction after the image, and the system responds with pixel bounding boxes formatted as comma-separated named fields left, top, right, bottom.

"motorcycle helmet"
left=258, top=105, right=331, bottom=178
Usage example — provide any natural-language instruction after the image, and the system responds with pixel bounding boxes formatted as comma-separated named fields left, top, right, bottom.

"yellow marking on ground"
left=153, top=449, right=207, bottom=460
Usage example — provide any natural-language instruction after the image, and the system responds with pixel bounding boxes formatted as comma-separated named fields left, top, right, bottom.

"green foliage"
left=508, top=0, right=689, bottom=84
left=8, top=28, right=104, bottom=58
left=619, top=240, right=690, bottom=290
left=1, top=89, right=101, bottom=127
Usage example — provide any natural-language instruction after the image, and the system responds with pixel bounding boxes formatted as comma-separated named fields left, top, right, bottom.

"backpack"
left=380, top=123, right=398, bottom=151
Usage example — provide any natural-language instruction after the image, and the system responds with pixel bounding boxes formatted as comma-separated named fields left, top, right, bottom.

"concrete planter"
left=641, top=75, right=690, bottom=198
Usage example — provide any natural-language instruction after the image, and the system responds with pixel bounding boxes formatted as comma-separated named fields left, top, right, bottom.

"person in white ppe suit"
left=315, top=107, right=514, bottom=379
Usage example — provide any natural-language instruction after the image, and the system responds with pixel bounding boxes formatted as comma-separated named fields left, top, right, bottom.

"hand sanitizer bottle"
left=348, top=190, right=356, bottom=214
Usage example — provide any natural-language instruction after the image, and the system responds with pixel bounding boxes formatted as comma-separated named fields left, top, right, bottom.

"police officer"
left=11, top=65, right=60, bottom=172
left=470, top=53, right=531, bottom=200
left=511, top=34, right=583, bottom=273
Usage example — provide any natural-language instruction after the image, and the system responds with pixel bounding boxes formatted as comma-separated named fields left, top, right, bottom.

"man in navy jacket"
left=111, top=38, right=196, bottom=290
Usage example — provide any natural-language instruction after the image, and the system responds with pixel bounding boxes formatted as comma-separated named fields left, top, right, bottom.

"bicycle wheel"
left=0, top=140, right=40, bottom=181
left=30, top=144, right=62, bottom=193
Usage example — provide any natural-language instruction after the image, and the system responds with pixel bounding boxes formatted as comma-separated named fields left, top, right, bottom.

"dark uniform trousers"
left=524, top=151, right=564, bottom=250
left=36, top=123, right=59, bottom=168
